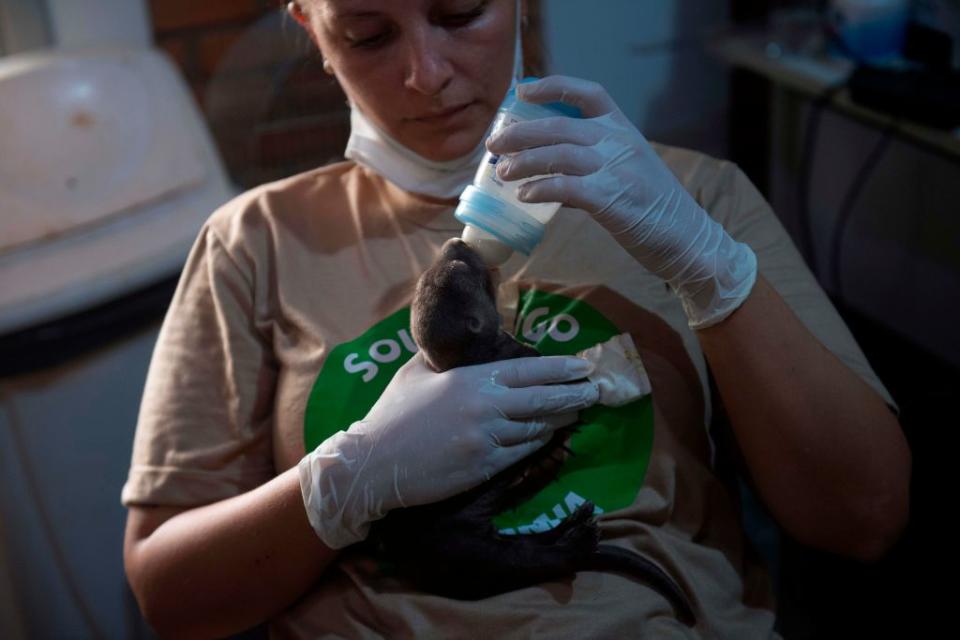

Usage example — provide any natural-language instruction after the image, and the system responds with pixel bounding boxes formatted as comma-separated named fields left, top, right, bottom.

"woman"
left=122, top=1, right=911, bottom=637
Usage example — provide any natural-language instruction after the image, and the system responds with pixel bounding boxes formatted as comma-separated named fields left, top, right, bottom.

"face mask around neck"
left=344, top=108, right=488, bottom=200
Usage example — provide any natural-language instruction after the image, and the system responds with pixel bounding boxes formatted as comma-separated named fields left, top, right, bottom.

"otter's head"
left=411, top=238, right=501, bottom=372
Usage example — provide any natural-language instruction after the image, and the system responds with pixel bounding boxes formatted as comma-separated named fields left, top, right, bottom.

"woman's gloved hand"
left=299, top=352, right=598, bottom=549
left=486, top=75, right=757, bottom=329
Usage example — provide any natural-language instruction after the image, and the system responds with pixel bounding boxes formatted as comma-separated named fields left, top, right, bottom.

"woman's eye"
left=347, top=31, right=391, bottom=49
left=344, top=1, right=487, bottom=49
left=438, top=1, right=488, bottom=27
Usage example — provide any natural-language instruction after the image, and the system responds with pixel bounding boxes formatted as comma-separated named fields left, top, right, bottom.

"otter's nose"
left=441, top=237, right=470, bottom=259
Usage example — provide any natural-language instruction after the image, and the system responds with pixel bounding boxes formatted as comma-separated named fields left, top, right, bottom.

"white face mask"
left=344, top=0, right=524, bottom=200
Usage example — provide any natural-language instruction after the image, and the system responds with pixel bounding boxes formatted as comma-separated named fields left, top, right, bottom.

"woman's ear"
left=287, top=1, right=309, bottom=27
left=287, top=2, right=323, bottom=50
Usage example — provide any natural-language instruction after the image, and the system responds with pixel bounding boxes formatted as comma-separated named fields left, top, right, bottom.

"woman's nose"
left=403, top=27, right=454, bottom=96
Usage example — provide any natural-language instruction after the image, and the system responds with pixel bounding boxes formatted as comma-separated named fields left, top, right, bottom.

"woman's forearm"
left=697, top=275, right=911, bottom=561
left=124, top=466, right=338, bottom=639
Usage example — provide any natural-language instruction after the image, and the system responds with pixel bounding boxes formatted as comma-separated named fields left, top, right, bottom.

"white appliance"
left=0, top=1, right=236, bottom=637
left=0, top=25, right=233, bottom=334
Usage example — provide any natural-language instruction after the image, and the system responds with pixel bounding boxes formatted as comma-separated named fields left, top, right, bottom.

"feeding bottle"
left=457, top=78, right=582, bottom=266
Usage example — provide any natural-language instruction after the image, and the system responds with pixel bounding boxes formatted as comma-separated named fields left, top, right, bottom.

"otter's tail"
left=586, top=544, right=697, bottom=627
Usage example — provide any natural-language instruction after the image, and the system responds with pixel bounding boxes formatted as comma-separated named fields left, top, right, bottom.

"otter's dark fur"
left=366, top=238, right=696, bottom=625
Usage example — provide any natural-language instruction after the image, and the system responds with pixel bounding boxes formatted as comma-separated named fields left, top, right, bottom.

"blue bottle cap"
left=454, top=185, right=544, bottom=255
left=502, top=76, right=583, bottom=119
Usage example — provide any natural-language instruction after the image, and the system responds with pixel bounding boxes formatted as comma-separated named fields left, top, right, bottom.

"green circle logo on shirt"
left=304, top=290, right=654, bottom=532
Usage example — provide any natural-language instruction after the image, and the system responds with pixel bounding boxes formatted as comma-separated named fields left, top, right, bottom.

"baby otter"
left=365, top=238, right=696, bottom=626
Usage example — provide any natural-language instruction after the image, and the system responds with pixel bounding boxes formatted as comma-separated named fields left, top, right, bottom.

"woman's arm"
left=487, top=75, right=912, bottom=561
left=124, top=353, right=599, bottom=638
left=698, top=275, right=911, bottom=561
left=124, top=466, right=338, bottom=639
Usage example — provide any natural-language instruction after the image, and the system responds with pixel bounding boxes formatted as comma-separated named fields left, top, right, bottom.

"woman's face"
left=294, top=0, right=517, bottom=162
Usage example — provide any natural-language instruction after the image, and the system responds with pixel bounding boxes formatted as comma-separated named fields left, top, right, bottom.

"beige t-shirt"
left=122, top=145, right=894, bottom=639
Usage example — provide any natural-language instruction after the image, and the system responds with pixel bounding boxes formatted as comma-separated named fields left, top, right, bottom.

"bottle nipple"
left=461, top=224, right=514, bottom=267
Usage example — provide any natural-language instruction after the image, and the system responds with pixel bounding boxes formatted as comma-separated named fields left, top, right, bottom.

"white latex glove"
left=486, top=75, right=757, bottom=329
left=299, top=351, right=598, bottom=549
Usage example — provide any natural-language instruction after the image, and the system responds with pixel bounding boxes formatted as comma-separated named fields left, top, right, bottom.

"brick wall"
left=148, top=1, right=544, bottom=189
left=149, top=0, right=350, bottom=188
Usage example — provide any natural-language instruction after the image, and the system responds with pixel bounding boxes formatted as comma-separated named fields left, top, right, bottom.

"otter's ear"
left=466, top=315, right=484, bottom=334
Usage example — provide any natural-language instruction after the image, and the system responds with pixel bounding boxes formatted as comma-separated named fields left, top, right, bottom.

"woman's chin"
left=413, top=140, right=482, bottom=162
left=403, top=126, right=487, bottom=163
